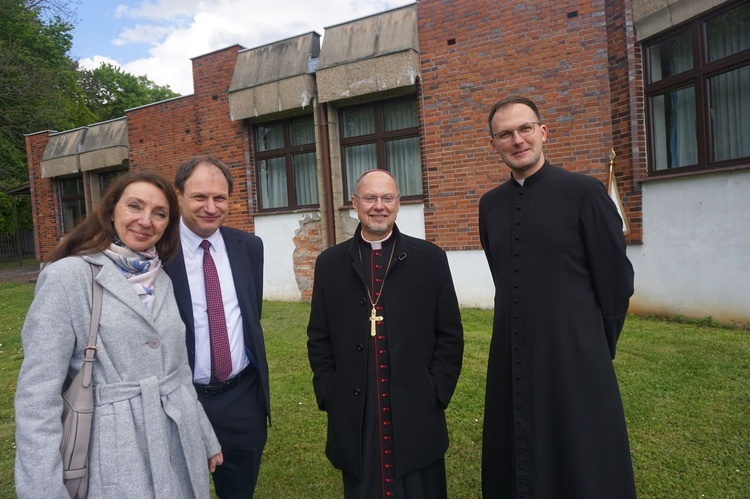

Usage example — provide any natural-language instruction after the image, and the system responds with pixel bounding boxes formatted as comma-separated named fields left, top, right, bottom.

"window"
left=60, top=177, right=85, bottom=233
left=254, top=115, right=318, bottom=210
left=99, top=170, right=125, bottom=193
left=340, top=97, right=423, bottom=200
left=644, top=1, right=750, bottom=173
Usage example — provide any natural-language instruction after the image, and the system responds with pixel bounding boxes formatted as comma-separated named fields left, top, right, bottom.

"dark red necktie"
left=200, top=240, right=233, bottom=383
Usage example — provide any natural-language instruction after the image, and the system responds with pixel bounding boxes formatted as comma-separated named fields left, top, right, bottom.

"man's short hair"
left=175, top=154, right=234, bottom=195
left=487, top=96, right=542, bottom=136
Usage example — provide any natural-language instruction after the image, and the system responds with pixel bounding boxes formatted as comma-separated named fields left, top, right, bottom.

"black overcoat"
left=478, top=162, right=636, bottom=498
left=307, top=224, right=464, bottom=479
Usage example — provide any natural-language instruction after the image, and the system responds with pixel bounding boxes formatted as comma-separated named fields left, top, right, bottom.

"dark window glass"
left=254, top=115, right=318, bottom=210
left=339, top=96, right=422, bottom=200
left=644, top=0, right=750, bottom=173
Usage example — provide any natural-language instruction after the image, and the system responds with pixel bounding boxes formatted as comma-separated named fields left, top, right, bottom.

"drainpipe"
left=319, top=102, right=336, bottom=247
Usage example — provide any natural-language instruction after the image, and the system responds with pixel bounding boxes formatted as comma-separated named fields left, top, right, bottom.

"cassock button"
left=357, top=344, right=364, bottom=351
left=360, top=298, right=367, bottom=305
left=148, top=338, right=160, bottom=349
left=516, top=205, right=521, bottom=210
left=353, top=389, right=361, bottom=396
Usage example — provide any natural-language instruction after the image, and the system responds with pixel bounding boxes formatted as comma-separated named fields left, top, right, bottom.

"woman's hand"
left=208, top=450, right=224, bottom=472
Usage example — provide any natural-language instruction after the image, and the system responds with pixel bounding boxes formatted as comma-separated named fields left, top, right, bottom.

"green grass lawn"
left=1, top=282, right=748, bottom=497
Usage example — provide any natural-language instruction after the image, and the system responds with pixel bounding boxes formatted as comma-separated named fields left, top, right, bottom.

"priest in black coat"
left=307, top=169, right=464, bottom=498
left=479, top=96, right=636, bottom=498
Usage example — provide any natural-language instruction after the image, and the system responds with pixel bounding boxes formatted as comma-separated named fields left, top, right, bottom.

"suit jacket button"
left=148, top=338, right=160, bottom=348
left=354, top=388, right=361, bottom=396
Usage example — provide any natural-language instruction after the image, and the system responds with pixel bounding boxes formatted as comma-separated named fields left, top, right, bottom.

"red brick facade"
left=127, top=45, right=256, bottom=232
left=417, top=0, right=643, bottom=249
left=25, top=131, right=58, bottom=261
left=26, top=0, right=644, bottom=269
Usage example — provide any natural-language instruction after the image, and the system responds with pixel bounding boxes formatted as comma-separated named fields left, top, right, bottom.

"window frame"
left=253, top=114, right=318, bottom=212
left=339, top=96, right=423, bottom=203
left=643, top=0, right=750, bottom=176
left=59, top=176, right=85, bottom=234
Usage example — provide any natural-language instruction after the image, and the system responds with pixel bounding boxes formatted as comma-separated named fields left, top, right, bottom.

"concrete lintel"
left=229, top=74, right=316, bottom=120
left=317, top=51, right=420, bottom=104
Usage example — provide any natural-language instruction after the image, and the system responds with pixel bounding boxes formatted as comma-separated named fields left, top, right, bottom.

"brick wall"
left=605, top=0, right=644, bottom=243
left=25, top=132, right=58, bottom=262
left=127, top=45, right=254, bottom=233
left=417, top=0, right=642, bottom=250
left=191, top=45, right=255, bottom=232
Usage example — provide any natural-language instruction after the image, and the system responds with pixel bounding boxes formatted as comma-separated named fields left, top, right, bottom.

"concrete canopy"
left=316, top=4, right=420, bottom=103
left=40, top=128, right=87, bottom=178
left=40, top=119, right=129, bottom=178
left=79, top=118, right=128, bottom=172
left=228, top=32, right=320, bottom=120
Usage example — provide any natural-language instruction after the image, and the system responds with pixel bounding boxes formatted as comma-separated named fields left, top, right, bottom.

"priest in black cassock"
left=307, top=169, right=464, bottom=498
left=479, top=96, right=636, bottom=498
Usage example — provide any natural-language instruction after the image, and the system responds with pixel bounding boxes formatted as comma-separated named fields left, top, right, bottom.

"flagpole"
left=608, top=148, right=630, bottom=235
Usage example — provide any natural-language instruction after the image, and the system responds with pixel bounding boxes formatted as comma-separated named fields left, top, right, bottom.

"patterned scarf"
left=103, top=237, right=162, bottom=310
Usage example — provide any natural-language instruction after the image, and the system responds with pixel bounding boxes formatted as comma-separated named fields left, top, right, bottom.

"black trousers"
left=196, top=367, right=267, bottom=498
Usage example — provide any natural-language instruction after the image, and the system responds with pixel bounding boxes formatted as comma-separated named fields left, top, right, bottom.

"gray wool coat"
left=15, top=253, right=221, bottom=499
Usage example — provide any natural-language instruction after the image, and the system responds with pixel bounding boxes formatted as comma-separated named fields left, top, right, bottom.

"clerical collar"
left=515, top=177, right=526, bottom=186
left=361, top=231, right=393, bottom=250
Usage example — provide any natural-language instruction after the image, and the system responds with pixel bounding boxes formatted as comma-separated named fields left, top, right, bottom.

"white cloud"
left=78, top=55, right=121, bottom=71
left=83, top=0, right=414, bottom=95
left=113, top=23, right=175, bottom=46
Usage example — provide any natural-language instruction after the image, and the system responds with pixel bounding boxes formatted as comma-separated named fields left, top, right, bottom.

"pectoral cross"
left=369, top=306, right=383, bottom=337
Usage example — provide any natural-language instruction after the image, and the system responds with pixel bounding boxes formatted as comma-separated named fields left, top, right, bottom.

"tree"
left=79, top=63, right=180, bottom=122
left=0, top=0, right=94, bottom=186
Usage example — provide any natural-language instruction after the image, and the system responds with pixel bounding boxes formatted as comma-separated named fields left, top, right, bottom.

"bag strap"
left=81, top=263, right=103, bottom=388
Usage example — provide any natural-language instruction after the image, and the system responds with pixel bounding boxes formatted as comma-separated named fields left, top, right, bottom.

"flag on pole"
left=608, top=149, right=630, bottom=235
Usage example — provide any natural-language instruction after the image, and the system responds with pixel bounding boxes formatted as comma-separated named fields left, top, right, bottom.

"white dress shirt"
left=180, top=219, right=248, bottom=384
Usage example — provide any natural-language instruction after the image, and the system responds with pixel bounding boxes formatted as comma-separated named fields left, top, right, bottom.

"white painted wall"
left=446, top=250, right=494, bottom=309
left=255, top=212, right=307, bottom=301
left=628, top=169, right=750, bottom=323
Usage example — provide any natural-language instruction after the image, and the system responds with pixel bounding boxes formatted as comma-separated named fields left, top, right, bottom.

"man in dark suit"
left=164, top=155, right=270, bottom=498
left=307, top=169, right=464, bottom=498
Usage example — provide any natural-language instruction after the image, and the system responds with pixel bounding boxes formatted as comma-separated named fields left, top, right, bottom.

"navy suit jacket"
left=165, top=226, right=271, bottom=425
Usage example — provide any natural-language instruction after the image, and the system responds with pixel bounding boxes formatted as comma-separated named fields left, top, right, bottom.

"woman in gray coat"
left=15, top=171, right=222, bottom=498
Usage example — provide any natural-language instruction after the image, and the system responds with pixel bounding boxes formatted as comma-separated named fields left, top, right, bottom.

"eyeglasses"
left=492, top=122, right=542, bottom=143
left=353, top=194, right=400, bottom=205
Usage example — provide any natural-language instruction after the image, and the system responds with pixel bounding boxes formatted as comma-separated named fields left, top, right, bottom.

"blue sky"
left=68, top=0, right=414, bottom=95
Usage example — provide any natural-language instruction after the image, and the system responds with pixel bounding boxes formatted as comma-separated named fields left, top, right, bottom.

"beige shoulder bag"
left=60, top=263, right=102, bottom=499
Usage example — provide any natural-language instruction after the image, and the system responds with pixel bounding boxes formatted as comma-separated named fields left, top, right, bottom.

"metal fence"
left=0, top=229, right=35, bottom=268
